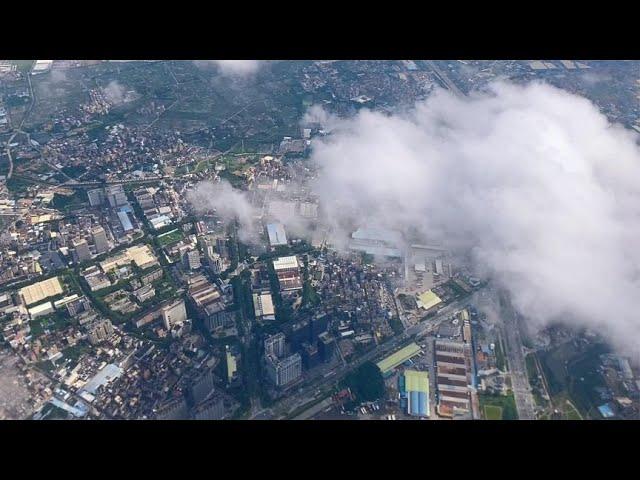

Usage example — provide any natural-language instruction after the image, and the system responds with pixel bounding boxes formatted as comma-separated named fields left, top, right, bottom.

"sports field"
left=157, top=229, right=184, bottom=247
left=484, top=405, right=503, bottom=420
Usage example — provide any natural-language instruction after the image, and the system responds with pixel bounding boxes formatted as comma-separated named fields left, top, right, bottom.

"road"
left=4, top=65, right=37, bottom=180
left=498, top=290, right=536, bottom=420
left=423, top=61, right=465, bottom=97
left=4, top=132, right=18, bottom=180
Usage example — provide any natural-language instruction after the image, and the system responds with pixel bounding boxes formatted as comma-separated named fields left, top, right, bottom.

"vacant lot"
left=479, top=391, right=518, bottom=420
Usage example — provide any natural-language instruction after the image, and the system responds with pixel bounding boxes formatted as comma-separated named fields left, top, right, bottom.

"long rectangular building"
left=20, top=277, right=63, bottom=306
left=273, top=256, right=302, bottom=292
left=100, top=244, right=158, bottom=272
left=376, top=342, right=421, bottom=375
left=435, top=339, right=474, bottom=418
left=253, top=292, right=275, bottom=320
left=266, top=223, right=288, bottom=247
left=404, top=369, right=430, bottom=417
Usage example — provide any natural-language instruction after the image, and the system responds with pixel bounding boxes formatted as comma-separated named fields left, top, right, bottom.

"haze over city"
left=0, top=59, right=637, bottom=421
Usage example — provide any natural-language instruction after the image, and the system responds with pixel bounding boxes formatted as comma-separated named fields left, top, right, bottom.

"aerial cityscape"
left=0, top=59, right=638, bottom=421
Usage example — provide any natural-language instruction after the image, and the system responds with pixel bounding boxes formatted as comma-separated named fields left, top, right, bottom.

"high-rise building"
left=162, top=299, right=187, bottom=330
left=264, top=332, right=286, bottom=358
left=182, top=249, right=201, bottom=270
left=87, top=188, right=105, bottom=207
left=301, top=341, right=321, bottom=369
left=318, top=331, right=336, bottom=363
left=72, top=238, right=91, bottom=263
left=311, top=313, right=329, bottom=341
left=265, top=352, right=302, bottom=387
left=87, top=319, right=114, bottom=345
left=105, top=185, right=128, bottom=208
left=156, top=398, right=189, bottom=420
left=91, top=226, right=109, bottom=254
left=216, top=237, right=229, bottom=260
left=208, top=252, right=224, bottom=274
left=189, top=370, right=215, bottom=406
left=66, top=296, right=91, bottom=317
left=193, top=395, right=226, bottom=420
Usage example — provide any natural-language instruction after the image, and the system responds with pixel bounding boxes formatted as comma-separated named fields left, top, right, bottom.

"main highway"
left=498, top=290, right=537, bottom=419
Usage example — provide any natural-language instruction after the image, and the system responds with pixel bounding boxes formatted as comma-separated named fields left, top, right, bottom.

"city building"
left=87, top=319, right=115, bottom=345
left=72, top=238, right=92, bottom=263
left=105, top=185, right=128, bottom=208
left=156, top=399, right=189, bottom=420
left=82, top=266, right=112, bottom=291
left=216, top=238, right=229, bottom=259
left=117, top=211, right=134, bottom=232
left=100, top=244, right=158, bottom=272
left=87, top=188, right=105, bottom=207
left=162, top=299, right=187, bottom=330
left=182, top=249, right=201, bottom=270
left=376, top=343, right=421, bottom=376
left=19, top=277, right=64, bottom=306
left=189, top=370, right=215, bottom=405
left=417, top=289, right=443, bottom=312
left=141, top=268, right=163, bottom=285
left=266, top=223, right=288, bottom=248
left=187, top=275, right=224, bottom=323
left=208, top=252, right=224, bottom=274
left=28, top=301, right=54, bottom=319
left=404, top=370, right=430, bottom=417
left=264, top=332, right=286, bottom=358
left=133, top=285, right=156, bottom=303
left=272, top=255, right=303, bottom=291
left=435, top=339, right=474, bottom=418
left=91, top=226, right=109, bottom=254
left=301, top=341, right=321, bottom=369
left=349, top=226, right=402, bottom=258
left=265, top=352, right=302, bottom=387
left=318, top=331, right=337, bottom=363
left=253, top=292, right=275, bottom=321
left=193, top=395, right=226, bottom=420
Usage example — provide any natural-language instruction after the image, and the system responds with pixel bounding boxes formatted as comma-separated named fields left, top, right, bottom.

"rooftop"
left=20, top=276, right=63, bottom=306
left=273, top=255, right=299, bottom=271
left=266, top=223, right=288, bottom=247
left=404, top=369, right=429, bottom=393
left=376, top=342, right=421, bottom=374
left=417, top=289, right=442, bottom=310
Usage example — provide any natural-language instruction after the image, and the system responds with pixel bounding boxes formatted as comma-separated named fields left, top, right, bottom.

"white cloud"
left=306, top=81, right=640, bottom=357
left=186, top=179, right=259, bottom=243
left=194, top=60, right=263, bottom=77
left=102, top=80, right=128, bottom=105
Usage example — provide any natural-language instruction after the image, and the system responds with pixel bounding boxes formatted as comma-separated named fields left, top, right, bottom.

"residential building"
left=91, top=226, right=109, bottom=254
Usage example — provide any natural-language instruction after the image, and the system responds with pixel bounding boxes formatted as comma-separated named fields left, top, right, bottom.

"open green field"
left=157, top=228, right=184, bottom=247
left=479, top=391, right=518, bottom=420
left=564, top=400, right=583, bottom=420
left=538, top=341, right=609, bottom=419
left=484, top=405, right=503, bottom=420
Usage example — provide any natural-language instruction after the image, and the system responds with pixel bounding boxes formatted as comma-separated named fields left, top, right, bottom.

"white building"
left=266, top=223, right=288, bottom=247
left=162, top=299, right=187, bottom=330
left=253, top=292, right=275, bottom=321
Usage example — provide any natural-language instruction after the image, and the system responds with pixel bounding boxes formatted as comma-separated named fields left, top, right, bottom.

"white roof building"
left=266, top=223, right=288, bottom=247
left=253, top=292, right=275, bottom=320
left=273, top=255, right=299, bottom=271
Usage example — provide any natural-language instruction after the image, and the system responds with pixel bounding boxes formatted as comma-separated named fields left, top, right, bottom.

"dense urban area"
left=0, top=59, right=638, bottom=420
